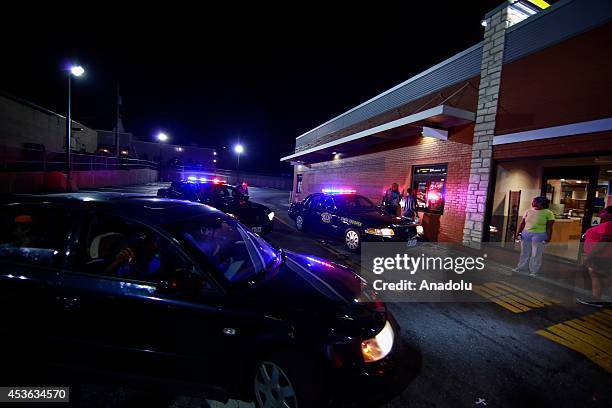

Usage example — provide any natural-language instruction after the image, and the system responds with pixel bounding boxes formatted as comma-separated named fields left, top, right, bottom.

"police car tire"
left=295, top=215, right=306, bottom=231
left=344, top=228, right=361, bottom=252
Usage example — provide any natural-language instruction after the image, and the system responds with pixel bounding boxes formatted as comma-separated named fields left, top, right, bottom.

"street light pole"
left=156, top=132, right=169, bottom=182
left=66, top=73, right=72, bottom=191
left=234, top=144, right=244, bottom=185
left=66, top=65, right=84, bottom=191
left=237, top=152, right=240, bottom=182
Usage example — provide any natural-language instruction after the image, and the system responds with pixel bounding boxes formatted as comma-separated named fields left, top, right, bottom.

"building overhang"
left=281, top=105, right=475, bottom=164
left=492, top=117, right=612, bottom=145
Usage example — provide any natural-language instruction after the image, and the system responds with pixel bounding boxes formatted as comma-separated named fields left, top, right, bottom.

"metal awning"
left=281, top=105, right=475, bottom=164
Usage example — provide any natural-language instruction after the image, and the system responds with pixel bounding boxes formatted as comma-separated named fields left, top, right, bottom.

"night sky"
left=1, top=2, right=505, bottom=174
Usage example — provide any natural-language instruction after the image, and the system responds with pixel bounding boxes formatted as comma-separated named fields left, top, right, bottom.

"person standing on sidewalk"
left=513, top=196, right=555, bottom=276
left=577, top=206, right=612, bottom=307
left=382, top=182, right=403, bottom=216
left=402, top=187, right=419, bottom=220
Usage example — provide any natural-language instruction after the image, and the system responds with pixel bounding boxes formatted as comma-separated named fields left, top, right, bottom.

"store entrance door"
left=541, top=166, right=599, bottom=260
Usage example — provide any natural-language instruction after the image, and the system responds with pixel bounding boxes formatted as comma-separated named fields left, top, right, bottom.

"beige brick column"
left=463, top=3, right=517, bottom=246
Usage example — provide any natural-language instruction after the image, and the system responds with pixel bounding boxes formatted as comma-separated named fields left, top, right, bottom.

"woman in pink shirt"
left=578, top=206, right=612, bottom=307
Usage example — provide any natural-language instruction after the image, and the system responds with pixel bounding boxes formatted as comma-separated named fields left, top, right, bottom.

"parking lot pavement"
left=76, top=184, right=612, bottom=407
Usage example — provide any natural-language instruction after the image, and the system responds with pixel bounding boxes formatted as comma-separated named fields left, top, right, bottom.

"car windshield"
left=335, top=195, right=376, bottom=211
left=170, top=214, right=280, bottom=284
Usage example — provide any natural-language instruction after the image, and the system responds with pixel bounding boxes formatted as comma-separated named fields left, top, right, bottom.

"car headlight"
left=361, top=320, right=394, bottom=363
left=365, top=228, right=395, bottom=237
left=267, top=211, right=274, bottom=221
left=416, top=225, right=424, bottom=235
left=227, top=213, right=238, bottom=219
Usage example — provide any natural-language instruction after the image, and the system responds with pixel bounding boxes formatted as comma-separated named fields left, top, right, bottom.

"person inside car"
left=1, top=215, right=42, bottom=248
left=104, top=232, right=162, bottom=279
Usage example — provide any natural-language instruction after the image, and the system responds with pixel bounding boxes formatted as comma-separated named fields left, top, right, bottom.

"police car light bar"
left=322, top=188, right=356, bottom=194
left=186, top=176, right=226, bottom=184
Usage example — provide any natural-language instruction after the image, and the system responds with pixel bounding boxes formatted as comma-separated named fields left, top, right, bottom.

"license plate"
left=406, top=239, right=417, bottom=247
left=252, top=226, right=262, bottom=233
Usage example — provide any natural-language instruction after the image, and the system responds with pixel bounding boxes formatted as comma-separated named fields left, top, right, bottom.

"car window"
left=306, top=195, right=321, bottom=209
left=77, top=213, right=197, bottom=283
left=323, top=197, right=335, bottom=210
left=0, top=204, right=72, bottom=267
left=174, top=214, right=280, bottom=284
left=339, top=195, right=375, bottom=211
left=216, top=185, right=231, bottom=197
left=227, top=186, right=242, bottom=198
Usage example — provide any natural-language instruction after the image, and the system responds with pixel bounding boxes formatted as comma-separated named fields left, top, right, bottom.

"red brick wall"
left=294, top=124, right=474, bottom=242
left=493, top=131, right=612, bottom=160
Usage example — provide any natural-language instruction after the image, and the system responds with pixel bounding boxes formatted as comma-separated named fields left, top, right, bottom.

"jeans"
left=517, top=231, right=547, bottom=274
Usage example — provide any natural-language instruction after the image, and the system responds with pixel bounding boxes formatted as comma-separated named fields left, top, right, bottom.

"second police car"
left=288, top=189, right=423, bottom=252
left=157, top=177, right=274, bottom=234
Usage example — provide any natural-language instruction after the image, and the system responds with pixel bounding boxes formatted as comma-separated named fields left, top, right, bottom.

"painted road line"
left=472, top=281, right=559, bottom=313
left=314, top=241, right=362, bottom=271
left=273, top=215, right=294, bottom=229
left=536, top=309, right=612, bottom=373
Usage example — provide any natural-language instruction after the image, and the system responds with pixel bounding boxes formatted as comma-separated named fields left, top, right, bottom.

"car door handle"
left=57, top=296, right=80, bottom=311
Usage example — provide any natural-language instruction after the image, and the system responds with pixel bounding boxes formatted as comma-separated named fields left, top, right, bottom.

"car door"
left=167, top=181, right=185, bottom=199
left=320, top=196, right=338, bottom=235
left=56, top=211, right=229, bottom=386
left=0, top=202, right=76, bottom=357
left=214, top=185, right=235, bottom=213
left=302, top=194, right=324, bottom=233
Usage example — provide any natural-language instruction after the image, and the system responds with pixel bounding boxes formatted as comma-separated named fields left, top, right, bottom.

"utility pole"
left=115, top=83, right=120, bottom=158
left=66, top=73, right=72, bottom=190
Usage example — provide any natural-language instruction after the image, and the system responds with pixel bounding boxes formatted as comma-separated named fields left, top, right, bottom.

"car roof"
left=0, top=192, right=225, bottom=225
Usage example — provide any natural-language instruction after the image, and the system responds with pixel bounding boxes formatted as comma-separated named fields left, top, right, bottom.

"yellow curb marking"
left=472, top=281, right=559, bottom=313
left=536, top=309, right=612, bottom=373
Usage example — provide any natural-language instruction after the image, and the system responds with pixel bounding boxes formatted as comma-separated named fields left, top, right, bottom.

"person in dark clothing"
left=402, top=188, right=419, bottom=219
left=382, top=183, right=402, bottom=216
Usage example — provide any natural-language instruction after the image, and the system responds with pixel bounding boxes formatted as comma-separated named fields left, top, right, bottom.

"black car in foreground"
left=0, top=193, right=405, bottom=407
left=289, top=191, right=422, bottom=252
left=157, top=178, right=274, bottom=234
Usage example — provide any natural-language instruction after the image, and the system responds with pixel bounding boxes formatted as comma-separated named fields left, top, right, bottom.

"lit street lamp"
left=156, top=132, right=169, bottom=181
left=234, top=143, right=244, bottom=183
left=66, top=65, right=85, bottom=191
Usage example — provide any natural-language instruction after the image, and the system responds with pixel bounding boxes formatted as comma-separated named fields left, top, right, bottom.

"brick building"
left=281, top=0, right=612, bottom=260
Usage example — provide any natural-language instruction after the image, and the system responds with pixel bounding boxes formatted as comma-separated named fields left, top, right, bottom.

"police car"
left=288, top=189, right=422, bottom=252
left=157, top=177, right=274, bottom=234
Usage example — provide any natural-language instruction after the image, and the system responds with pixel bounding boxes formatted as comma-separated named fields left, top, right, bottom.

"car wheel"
left=253, top=353, right=327, bottom=408
left=344, top=228, right=361, bottom=252
left=295, top=215, right=306, bottom=231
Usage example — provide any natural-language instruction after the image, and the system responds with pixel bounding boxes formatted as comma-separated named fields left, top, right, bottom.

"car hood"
left=343, top=209, right=408, bottom=227
left=231, top=251, right=386, bottom=336
left=246, top=201, right=271, bottom=212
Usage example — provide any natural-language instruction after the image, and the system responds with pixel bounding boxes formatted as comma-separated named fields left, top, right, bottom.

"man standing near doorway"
left=382, top=182, right=402, bottom=216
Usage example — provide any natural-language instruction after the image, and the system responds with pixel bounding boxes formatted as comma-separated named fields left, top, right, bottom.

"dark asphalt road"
left=63, top=184, right=612, bottom=407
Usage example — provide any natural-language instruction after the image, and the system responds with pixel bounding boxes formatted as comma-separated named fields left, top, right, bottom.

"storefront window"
left=412, top=164, right=447, bottom=214
left=489, top=159, right=612, bottom=261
